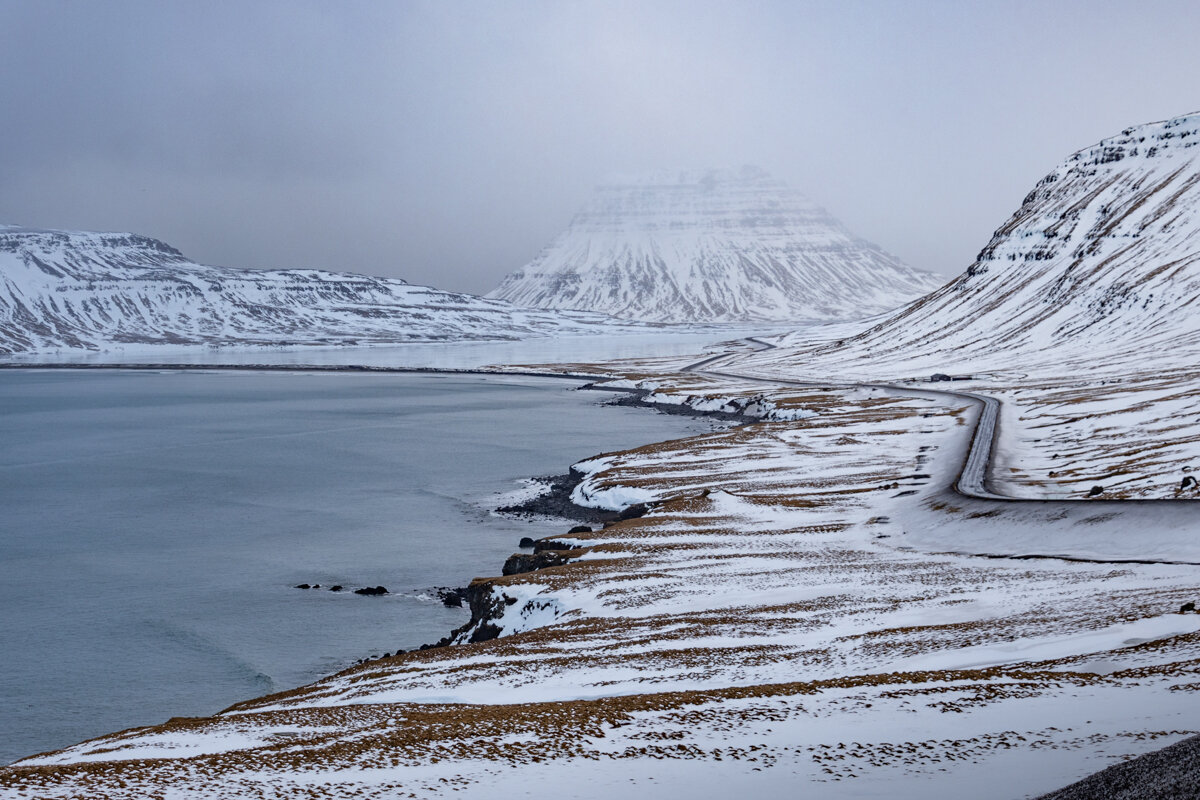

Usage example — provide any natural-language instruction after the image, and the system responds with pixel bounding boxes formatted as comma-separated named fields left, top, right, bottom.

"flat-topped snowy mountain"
left=0, top=226, right=642, bottom=353
left=487, top=166, right=945, bottom=323
left=750, top=112, right=1200, bottom=378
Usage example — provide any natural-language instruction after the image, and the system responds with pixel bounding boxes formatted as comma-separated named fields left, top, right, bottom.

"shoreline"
left=6, top=356, right=1200, bottom=796
left=0, top=362, right=743, bottom=764
left=0, top=361, right=611, bottom=381
left=411, top=383, right=756, bottom=654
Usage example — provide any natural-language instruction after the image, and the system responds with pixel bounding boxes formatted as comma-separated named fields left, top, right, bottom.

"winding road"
left=683, top=336, right=1006, bottom=499
left=680, top=337, right=1200, bottom=566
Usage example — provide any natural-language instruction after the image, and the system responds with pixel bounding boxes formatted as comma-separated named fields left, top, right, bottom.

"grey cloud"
left=2, top=0, right=1199, bottom=294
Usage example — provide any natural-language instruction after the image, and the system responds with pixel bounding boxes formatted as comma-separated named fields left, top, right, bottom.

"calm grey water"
left=0, top=370, right=716, bottom=764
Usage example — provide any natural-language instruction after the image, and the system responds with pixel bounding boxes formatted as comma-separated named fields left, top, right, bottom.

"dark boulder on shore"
left=603, top=390, right=750, bottom=423
left=532, top=539, right=573, bottom=553
left=330, top=585, right=343, bottom=592
left=494, top=470, right=621, bottom=523
left=518, top=537, right=536, bottom=548
left=436, top=587, right=469, bottom=608
left=354, top=586, right=388, bottom=596
left=568, top=525, right=592, bottom=534
left=619, top=502, right=649, bottom=520
left=503, top=551, right=571, bottom=576
left=419, top=582, right=513, bottom=650
left=294, top=583, right=311, bottom=590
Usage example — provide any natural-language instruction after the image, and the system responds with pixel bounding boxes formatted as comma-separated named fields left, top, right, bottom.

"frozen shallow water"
left=0, top=327, right=786, bottom=370
left=0, top=369, right=723, bottom=765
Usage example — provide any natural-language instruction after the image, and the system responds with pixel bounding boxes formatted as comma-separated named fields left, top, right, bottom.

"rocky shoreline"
left=494, top=469, right=620, bottom=523
left=411, top=489, right=658, bottom=655
left=394, top=383, right=748, bottom=658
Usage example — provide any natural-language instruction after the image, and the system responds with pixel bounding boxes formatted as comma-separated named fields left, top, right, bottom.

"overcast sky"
left=2, top=1, right=1198, bottom=294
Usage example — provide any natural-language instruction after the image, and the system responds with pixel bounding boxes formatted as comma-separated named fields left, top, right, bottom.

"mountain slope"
left=748, top=112, right=1200, bottom=379
left=0, top=226, right=640, bottom=353
left=487, top=166, right=944, bottom=323
left=729, top=111, right=1200, bottom=501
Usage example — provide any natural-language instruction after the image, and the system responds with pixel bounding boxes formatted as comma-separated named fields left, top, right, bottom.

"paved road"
left=683, top=337, right=1200, bottom=530
left=683, top=338, right=1008, bottom=500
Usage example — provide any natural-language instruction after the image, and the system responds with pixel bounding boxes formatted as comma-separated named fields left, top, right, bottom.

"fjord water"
left=0, top=370, right=717, bottom=765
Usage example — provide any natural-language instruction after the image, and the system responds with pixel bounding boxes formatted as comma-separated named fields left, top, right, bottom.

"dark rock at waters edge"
left=435, top=587, right=469, bottom=608
left=494, top=386, right=748, bottom=523
left=419, top=583, right=518, bottom=651
left=597, top=387, right=754, bottom=423
left=409, top=387, right=740, bottom=656
left=619, top=502, right=648, bottom=520
left=354, top=586, right=388, bottom=596
left=330, top=585, right=343, bottom=592
left=416, top=542, right=588, bottom=653
left=495, top=468, right=620, bottom=523
left=295, top=583, right=311, bottom=589
left=503, top=550, right=573, bottom=576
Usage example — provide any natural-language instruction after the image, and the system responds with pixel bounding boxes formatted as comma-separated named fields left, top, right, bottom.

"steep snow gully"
left=687, top=338, right=1200, bottom=567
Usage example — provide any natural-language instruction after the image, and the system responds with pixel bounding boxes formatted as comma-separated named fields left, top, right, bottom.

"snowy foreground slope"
left=0, top=226, right=644, bottom=353
left=488, top=166, right=944, bottom=322
left=5, top=367, right=1198, bottom=799
left=6, top=116, right=1200, bottom=799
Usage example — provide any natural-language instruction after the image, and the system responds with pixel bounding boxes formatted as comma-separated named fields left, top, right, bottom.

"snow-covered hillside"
left=487, top=166, right=945, bottom=323
left=725, top=111, right=1200, bottom=500
left=0, top=226, right=642, bottom=353
left=749, top=112, right=1200, bottom=378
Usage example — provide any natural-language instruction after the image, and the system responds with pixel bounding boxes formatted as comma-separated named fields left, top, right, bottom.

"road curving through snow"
left=680, top=337, right=1200, bottom=566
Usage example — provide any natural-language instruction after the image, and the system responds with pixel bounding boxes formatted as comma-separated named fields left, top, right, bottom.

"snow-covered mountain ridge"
left=0, top=225, right=643, bottom=353
left=487, top=166, right=945, bottom=323
left=748, top=112, right=1200, bottom=378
